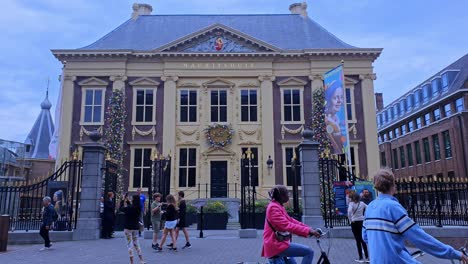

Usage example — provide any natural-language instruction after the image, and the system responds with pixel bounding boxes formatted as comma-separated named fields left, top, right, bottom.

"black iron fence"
left=0, top=161, right=82, bottom=231
left=395, top=176, right=468, bottom=227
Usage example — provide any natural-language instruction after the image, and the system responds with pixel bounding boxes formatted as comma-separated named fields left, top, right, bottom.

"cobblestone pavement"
left=0, top=230, right=460, bottom=264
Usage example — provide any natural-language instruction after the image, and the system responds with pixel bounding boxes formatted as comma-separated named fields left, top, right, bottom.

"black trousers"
left=102, top=217, right=114, bottom=238
left=40, top=225, right=51, bottom=247
left=351, top=221, right=368, bottom=259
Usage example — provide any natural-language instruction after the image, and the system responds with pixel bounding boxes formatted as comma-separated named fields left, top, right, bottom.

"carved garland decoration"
left=80, top=126, right=103, bottom=141
left=281, top=125, right=304, bottom=139
left=205, top=124, right=234, bottom=147
left=132, top=126, right=156, bottom=141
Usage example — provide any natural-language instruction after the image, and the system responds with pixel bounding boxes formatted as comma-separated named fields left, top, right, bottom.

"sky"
left=1, top=0, right=467, bottom=142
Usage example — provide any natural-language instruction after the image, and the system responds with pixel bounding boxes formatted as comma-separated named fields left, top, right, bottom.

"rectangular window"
left=348, top=146, right=357, bottom=176
left=396, top=104, right=401, bottom=116
left=423, top=84, right=431, bottom=102
left=414, top=90, right=420, bottom=106
left=408, top=120, right=414, bottom=132
left=383, top=134, right=388, bottom=141
left=179, top=148, right=197, bottom=187
left=132, top=148, right=152, bottom=188
left=211, top=90, right=228, bottom=122
left=384, top=111, right=389, bottom=123
left=456, top=97, right=464, bottom=112
left=416, top=117, right=422, bottom=129
left=424, top=113, right=431, bottom=126
left=380, top=151, right=387, bottom=167
left=432, top=134, right=441, bottom=160
left=392, top=149, right=399, bottom=169
left=444, top=103, right=452, bottom=117
left=401, top=124, right=407, bottom=135
left=423, top=137, right=431, bottom=162
left=82, top=89, right=104, bottom=123
left=442, top=73, right=449, bottom=92
left=400, top=100, right=407, bottom=114
left=415, top=141, right=422, bottom=164
left=283, top=89, right=302, bottom=122
left=390, top=107, right=395, bottom=120
left=399, top=146, right=406, bottom=167
left=389, top=130, right=393, bottom=140
left=240, top=89, right=258, bottom=122
left=345, top=88, right=353, bottom=121
left=407, top=144, right=413, bottom=166
left=180, top=90, right=197, bottom=122
left=433, top=108, right=441, bottom=121
left=443, top=131, right=452, bottom=158
left=135, top=89, right=155, bottom=123
left=242, top=147, right=259, bottom=186
left=408, top=95, right=414, bottom=109
left=285, top=147, right=301, bottom=186
left=431, top=79, right=440, bottom=97
left=395, top=128, right=400, bottom=138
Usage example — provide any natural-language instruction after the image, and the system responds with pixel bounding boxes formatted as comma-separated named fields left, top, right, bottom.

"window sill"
left=132, top=122, right=157, bottom=126
left=177, top=122, right=200, bottom=126
left=80, top=122, right=104, bottom=126
left=281, top=121, right=305, bottom=125
left=445, top=157, right=453, bottom=160
left=239, top=122, right=261, bottom=125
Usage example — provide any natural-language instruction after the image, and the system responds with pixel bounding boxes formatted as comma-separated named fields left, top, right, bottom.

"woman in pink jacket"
left=262, top=185, right=321, bottom=264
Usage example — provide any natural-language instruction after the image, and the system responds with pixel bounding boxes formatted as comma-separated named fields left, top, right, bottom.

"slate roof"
left=377, top=53, right=468, bottom=130
left=80, top=14, right=355, bottom=51
left=24, top=93, right=54, bottom=159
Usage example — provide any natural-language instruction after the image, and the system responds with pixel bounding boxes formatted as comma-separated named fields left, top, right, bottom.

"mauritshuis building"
left=377, top=53, right=468, bottom=180
left=52, top=2, right=381, bottom=198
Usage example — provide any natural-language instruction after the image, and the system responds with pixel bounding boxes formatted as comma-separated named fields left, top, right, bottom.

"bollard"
left=199, top=206, right=204, bottom=238
left=0, top=215, right=9, bottom=252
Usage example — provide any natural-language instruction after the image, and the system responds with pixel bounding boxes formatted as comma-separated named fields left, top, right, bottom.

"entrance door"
left=210, top=161, right=228, bottom=198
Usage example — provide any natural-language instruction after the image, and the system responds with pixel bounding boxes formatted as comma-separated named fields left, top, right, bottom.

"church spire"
left=41, top=78, right=52, bottom=110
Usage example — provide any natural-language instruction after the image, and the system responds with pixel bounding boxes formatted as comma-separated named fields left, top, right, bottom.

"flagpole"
left=341, top=60, right=353, bottom=178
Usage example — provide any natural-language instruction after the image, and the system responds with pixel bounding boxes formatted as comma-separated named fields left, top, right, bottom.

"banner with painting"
left=333, top=181, right=376, bottom=215
left=324, top=65, right=349, bottom=155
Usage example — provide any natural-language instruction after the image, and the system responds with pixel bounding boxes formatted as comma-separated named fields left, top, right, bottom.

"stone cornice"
left=359, top=73, right=377, bottom=81
left=161, top=75, right=179, bottom=82
left=258, top=75, right=275, bottom=82
left=308, top=74, right=323, bottom=81
left=110, top=75, right=128, bottom=82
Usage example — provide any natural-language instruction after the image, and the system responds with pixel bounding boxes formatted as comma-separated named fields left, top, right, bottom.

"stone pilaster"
left=309, top=74, right=324, bottom=93
left=259, top=75, right=276, bottom=187
left=73, top=142, right=106, bottom=240
left=359, top=73, right=380, bottom=178
left=161, top=75, right=178, bottom=191
left=57, top=75, right=76, bottom=165
left=110, top=75, right=127, bottom=91
left=299, top=129, right=324, bottom=228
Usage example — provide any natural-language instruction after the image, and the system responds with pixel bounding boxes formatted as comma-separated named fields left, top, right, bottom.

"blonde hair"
left=166, top=194, right=176, bottom=205
left=373, top=168, right=395, bottom=193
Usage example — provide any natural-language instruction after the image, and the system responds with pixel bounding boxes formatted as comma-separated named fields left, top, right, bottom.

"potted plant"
left=198, top=201, right=229, bottom=230
left=238, top=199, right=269, bottom=229
left=186, top=203, right=198, bottom=226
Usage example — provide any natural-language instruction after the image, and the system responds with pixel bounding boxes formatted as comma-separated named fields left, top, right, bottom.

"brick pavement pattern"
left=0, top=230, right=458, bottom=264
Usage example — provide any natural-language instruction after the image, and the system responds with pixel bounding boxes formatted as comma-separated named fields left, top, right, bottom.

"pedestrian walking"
left=102, top=191, right=115, bottom=239
left=347, top=192, right=368, bottom=262
left=39, top=196, right=55, bottom=251
left=136, top=188, right=146, bottom=237
left=175, top=191, right=192, bottom=249
left=158, top=194, right=178, bottom=251
left=120, top=194, right=146, bottom=264
left=363, top=168, right=468, bottom=264
left=151, top=193, right=162, bottom=249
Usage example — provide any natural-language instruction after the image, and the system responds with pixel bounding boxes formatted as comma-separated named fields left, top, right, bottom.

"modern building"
left=377, top=53, right=468, bottom=179
left=52, top=2, right=382, bottom=198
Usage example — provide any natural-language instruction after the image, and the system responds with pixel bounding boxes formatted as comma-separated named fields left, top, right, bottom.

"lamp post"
left=291, top=150, right=300, bottom=220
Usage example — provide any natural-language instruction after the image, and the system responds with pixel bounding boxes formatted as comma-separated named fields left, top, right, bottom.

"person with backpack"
left=40, top=196, right=56, bottom=251
left=348, top=192, right=368, bottom=262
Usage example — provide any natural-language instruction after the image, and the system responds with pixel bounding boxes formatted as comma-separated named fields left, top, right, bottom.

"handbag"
left=266, top=218, right=292, bottom=242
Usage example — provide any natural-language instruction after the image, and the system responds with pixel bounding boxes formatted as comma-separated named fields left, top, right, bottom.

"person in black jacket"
left=175, top=191, right=191, bottom=249
left=39, top=196, right=55, bottom=251
left=120, top=194, right=146, bottom=264
left=158, top=194, right=178, bottom=251
left=102, top=192, right=115, bottom=239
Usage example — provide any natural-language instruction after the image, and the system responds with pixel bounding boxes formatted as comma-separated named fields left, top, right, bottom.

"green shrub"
left=254, top=200, right=269, bottom=213
left=203, top=201, right=228, bottom=214
left=186, top=204, right=198, bottom=214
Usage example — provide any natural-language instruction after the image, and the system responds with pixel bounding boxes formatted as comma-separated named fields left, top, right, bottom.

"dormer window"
left=431, top=78, right=441, bottom=97
left=422, top=84, right=431, bottom=103
left=400, top=100, right=407, bottom=114
left=407, top=95, right=414, bottom=109
left=442, top=73, right=449, bottom=92
left=414, top=90, right=421, bottom=106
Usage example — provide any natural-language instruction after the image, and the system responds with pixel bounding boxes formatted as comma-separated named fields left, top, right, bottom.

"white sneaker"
left=39, top=247, right=49, bottom=251
left=354, top=259, right=364, bottom=263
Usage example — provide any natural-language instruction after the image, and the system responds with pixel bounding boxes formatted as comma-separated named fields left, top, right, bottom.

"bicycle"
left=411, top=240, right=467, bottom=264
left=315, top=228, right=331, bottom=264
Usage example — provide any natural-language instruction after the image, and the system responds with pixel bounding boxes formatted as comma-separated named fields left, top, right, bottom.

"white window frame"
left=239, top=88, right=259, bottom=124
left=178, top=89, right=199, bottom=124
left=280, top=87, right=304, bottom=125
left=210, top=89, right=229, bottom=123
left=129, top=146, right=153, bottom=192
left=80, top=87, right=106, bottom=126
left=178, top=147, right=198, bottom=188
left=345, top=87, right=357, bottom=123
left=132, top=87, right=157, bottom=125
left=346, top=145, right=360, bottom=177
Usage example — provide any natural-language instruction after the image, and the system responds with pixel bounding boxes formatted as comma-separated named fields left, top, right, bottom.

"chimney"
left=131, top=3, right=153, bottom=20
left=289, top=2, right=308, bottom=18
left=375, top=93, right=384, bottom=112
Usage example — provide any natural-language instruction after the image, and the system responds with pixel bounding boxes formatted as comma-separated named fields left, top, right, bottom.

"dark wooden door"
left=210, top=161, right=228, bottom=198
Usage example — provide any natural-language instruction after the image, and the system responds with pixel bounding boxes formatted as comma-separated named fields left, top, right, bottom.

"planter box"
left=239, top=212, right=266, bottom=229
left=197, top=213, right=228, bottom=230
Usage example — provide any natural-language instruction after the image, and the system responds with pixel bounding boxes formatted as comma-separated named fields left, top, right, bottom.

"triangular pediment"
left=202, top=78, right=235, bottom=88
left=202, top=147, right=236, bottom=157
left=78, top=77, right=108, bottom=86
left=277, top=77, right=308, bottom=86
left=129, top=77, right=160, bottom=87
left=158, top=23, right=280, bottom=53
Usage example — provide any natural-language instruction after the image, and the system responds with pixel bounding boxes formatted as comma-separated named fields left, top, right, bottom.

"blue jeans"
left=268, top=243, right=314, bottom=264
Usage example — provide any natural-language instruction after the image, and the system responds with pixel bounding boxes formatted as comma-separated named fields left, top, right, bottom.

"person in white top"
left=348, top=192, right=369, bottom=263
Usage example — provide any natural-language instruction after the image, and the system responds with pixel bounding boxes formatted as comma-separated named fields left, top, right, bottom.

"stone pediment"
left=202, top=147, right=236, bottom=158
left=202, top=78, right=236, bottom=88
left=129, top=77, right=160, bottom=86
left=277, top=77, right=308, bottom=86
left=158, top=23, right=280, bottom=53
left=78, top=77, right=108, bottom=86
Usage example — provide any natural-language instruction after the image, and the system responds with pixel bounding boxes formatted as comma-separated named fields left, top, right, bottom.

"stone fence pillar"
left=299, top=129, right=324, bottom=228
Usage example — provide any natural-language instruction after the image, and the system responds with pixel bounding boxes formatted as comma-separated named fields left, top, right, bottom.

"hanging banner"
left=354, top=181, right=376, bottom=205
left=333, top=181, right=354, bottom=215
left=324, top=65, right=349, bottom=155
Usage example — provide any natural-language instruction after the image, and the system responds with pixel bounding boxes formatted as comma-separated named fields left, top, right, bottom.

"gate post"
left=298, top=129, right=324, bottom=228
left=73, top=131, right=106, bottom=240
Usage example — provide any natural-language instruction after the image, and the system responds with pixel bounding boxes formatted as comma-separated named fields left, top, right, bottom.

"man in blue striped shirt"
left=363, top=169, right=467, bottom=264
